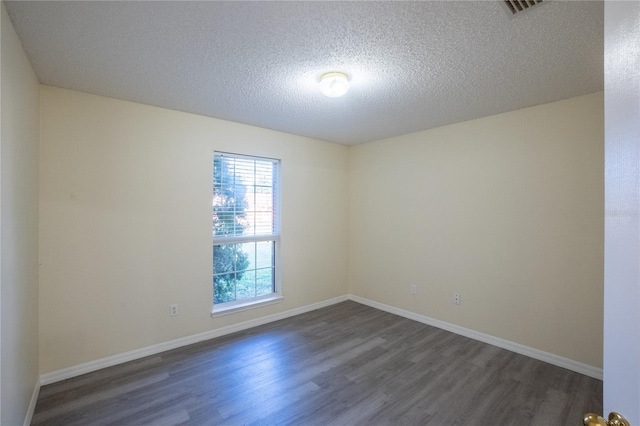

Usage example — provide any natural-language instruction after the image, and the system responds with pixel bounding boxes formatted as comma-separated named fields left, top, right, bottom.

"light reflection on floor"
left=211, top=331, right=302, bottom=419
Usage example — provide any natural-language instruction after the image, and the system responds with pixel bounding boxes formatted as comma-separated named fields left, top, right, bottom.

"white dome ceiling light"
left=319, top=72, right=350, bottom=98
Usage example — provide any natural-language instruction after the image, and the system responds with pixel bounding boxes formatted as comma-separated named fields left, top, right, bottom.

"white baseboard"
left=40, top=295, right=348, bottom=386
left=23, top=377, right=40, bottom=426
left=39, top=293, right=602, bottom=387
left=348, top=294, right=603, bottom=380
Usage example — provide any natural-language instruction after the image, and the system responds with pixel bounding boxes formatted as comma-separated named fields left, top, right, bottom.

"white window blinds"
left=213, top=152, right=279, bottom=242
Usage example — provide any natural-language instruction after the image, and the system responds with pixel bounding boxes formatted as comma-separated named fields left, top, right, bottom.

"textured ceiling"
left=5, top=1, right=604, bottom=145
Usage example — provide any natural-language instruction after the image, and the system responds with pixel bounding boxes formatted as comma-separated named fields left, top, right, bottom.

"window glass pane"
left=213, top=271, right=237, bottom=304
left=234, top=158, right=255, bottom=186
left=243, top=211, right=256, bottom=236
left=213, top=156, right=249, bottom=238
left=214, top=241, right=276, bottom=305
left=236, top=270, right=256, bottom=301
left=255, top=162, right=273, bottom=187
left=255, top=186, right=273, bottom=210
left=254, top=186, right=273, bottom=235
left=256, top=241, right=274, bottom=269
left=213, top=244, right=237, bottom=279
left=239, top=242, right=256, bottom=270
left=256, top=268, right=274, bottom=297
left=214, top=243, right=251, bottom=304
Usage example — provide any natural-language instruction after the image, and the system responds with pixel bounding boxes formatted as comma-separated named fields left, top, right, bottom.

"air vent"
left=503, top=0, right=543, bottom=14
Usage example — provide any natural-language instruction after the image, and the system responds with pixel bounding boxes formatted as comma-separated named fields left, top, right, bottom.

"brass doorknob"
left=584, top=412, right=630, bottom=426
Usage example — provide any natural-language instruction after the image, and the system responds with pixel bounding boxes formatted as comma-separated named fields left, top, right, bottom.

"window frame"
left=211, top=151, right=282, bottom=317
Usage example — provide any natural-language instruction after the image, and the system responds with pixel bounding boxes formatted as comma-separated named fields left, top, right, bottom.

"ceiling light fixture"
left=319, top=72, right=350, bottom=98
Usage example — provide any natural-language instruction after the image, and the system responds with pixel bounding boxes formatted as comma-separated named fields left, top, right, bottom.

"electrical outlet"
left=453, top=293, right=461, bottom=305
left=170, top=304, right=178, bottom=316
left=411, top=285, right=417, bottom=295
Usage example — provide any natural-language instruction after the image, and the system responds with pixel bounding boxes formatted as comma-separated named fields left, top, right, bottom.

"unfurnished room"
left=1, top=1, right=639, bottom=425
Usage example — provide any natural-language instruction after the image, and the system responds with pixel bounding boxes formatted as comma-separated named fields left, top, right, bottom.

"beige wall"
left=39, top=86, right=349, bottom=374
left=39, top=84, right=603, bottom=375
left=349, top=92, right=604, bottom=368
left=1, top=3, right=40, bottom=425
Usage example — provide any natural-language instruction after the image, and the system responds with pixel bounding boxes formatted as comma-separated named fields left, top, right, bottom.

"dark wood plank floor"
left=32, top=301, right=602, bottom=425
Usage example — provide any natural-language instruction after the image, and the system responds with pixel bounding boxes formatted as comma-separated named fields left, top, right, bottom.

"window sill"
left=211, top=295, right=283, bottom=318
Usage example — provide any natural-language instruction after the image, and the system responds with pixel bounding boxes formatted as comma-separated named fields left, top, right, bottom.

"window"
left=212, top=152, right=280, bottom=314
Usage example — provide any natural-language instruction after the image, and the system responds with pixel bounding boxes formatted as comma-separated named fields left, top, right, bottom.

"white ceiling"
left=5, top=1, right=604, bottom=145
